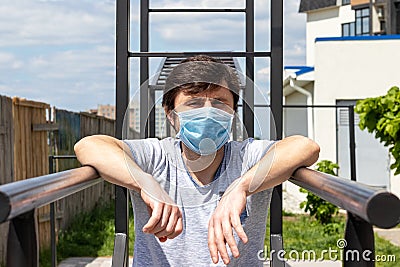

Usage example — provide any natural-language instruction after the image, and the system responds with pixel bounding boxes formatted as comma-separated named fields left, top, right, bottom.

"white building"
left=283, top=0, right=400, bottom=204
left=128, top=103, right=167, bottom=139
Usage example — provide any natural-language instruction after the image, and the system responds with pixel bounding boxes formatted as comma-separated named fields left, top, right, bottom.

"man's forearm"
left=74, top=135, right=153, bottom=192
left=237, top=135, right=320, bottom=196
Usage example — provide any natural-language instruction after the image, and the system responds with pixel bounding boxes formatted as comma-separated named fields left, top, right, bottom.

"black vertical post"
left=7, top=210, right=38, bottom=267
left=140, top=0, right=150, bottom=138
left=344, top=105, right=375, bottom=267
left=49, top=156, right=57, bottom=267
left=115, top=0, right=130, bottom=266
left=348, top=106, right=356, bottom=181
left=269, top=0, right=284, bottom=266
left=344, top=213, right=375, bottom=267
left=244, top=0, right=254, bottom=138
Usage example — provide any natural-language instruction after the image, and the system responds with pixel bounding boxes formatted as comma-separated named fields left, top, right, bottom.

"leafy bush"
left=355, top=86, right=400, bottom=175
left=300, top=160, right=340, bottom=232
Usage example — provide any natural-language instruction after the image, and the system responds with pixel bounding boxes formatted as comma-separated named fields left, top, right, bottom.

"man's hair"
left=162, top=55, right=240, bottom=112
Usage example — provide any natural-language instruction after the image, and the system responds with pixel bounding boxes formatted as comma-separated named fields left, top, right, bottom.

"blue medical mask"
left=176, top=107, right=234, bottom=155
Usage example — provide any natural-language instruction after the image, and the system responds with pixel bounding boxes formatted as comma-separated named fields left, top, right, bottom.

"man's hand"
left=140, top=184, right=183, bottom=242
left=208, top=180, right=248, bottom=265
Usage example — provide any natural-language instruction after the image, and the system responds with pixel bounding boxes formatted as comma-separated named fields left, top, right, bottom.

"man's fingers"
left=208, top=221, right=219, bottom=264
left=213, top=218, right=230, bottom=265
left=231, top=213, right=248, bottom=244
left=151, top=204, right=172, bottom=234
left=168, top=215, right=183, bottom=239
left=222, top=220, right=239, bottom=258
left=143, top=202, right=163, bottom=233
left=155, top=206, right=179, bottom=238
left=158, top=236, right=167, bottom=242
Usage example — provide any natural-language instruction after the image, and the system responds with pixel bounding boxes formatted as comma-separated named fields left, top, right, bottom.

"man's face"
left=169, top=86, right=235, bottom=130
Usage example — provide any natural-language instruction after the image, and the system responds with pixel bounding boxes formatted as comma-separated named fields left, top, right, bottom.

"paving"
left=374, top=227, right=400, bottom=246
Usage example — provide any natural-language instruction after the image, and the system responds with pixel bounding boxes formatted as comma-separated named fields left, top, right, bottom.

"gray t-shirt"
left=124, top=137, right=274, bottom=267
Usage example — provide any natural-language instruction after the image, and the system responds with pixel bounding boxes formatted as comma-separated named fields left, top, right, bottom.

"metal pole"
left=269, top=0, right=284, bottom=266
left=344, top=105, right=375, bottom=266
left=348, top=106, right=356, bottom=181
left=140, top=0, right=150, bottom=138
left=49, top=156, right=57, bottom=267
left=7, top=210, right=38, bottom=267
left=344, top=214, right=375, bottom=267
left=244, top=0, right=255, bottom=138
left=115, top=0, right=130, bottom=266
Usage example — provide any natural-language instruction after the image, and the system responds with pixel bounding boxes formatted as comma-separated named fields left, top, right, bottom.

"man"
left=74, top=55, right=319, bottom=266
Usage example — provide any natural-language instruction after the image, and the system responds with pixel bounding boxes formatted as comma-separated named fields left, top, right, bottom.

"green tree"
left=355, top=86, right=400, bottom=175
left=300, top=160, right=339, bottom=225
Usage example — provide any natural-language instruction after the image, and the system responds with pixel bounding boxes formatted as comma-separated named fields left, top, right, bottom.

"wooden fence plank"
left=0, top=95, right=13, bottom=265
left=12, top=97, right=50, bottom=251
left=32, top=123, right=59, bottom=132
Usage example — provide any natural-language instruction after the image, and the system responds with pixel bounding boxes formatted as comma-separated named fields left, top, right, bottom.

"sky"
left=0, top=0, right=307, bottom=112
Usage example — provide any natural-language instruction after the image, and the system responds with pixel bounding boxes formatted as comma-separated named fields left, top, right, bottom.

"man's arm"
left=74, top=135, right=183, bottom=241
left=208, top=135, right=320, bottom=264
left=74, top=135, right=144, bottom=190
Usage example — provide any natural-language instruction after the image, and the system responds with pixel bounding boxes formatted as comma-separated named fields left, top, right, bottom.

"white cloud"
left=0, top=52, right=23, bottom=69
left=258, top=67, right=270, bottom=75
left=0, top=1, right=114, bottom=47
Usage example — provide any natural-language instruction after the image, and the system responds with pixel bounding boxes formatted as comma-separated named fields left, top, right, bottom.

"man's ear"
left=165, top=109, right=175, bottom=128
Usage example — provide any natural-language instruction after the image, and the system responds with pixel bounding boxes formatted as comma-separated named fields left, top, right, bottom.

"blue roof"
left=315, top=35, right=400, bottom=42
left=284, top=66, right=314, bottom=76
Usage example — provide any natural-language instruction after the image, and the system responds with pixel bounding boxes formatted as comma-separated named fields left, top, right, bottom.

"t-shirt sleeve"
left=242, top=138, right=276, bottom=172
left=123, top=138, right=163, bottom=175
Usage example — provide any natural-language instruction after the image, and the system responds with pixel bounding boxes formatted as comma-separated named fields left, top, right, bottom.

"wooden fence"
left=55, top=110, right=114, bottom=230
left=13, top=97, right=52, bottom=252
left=0, top=95, right=14, bottom=265
left=0, top=95, right=115, bottom=265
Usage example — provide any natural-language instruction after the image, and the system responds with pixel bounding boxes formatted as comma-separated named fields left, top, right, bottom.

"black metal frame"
left=115, top=0, right=284, bottom=265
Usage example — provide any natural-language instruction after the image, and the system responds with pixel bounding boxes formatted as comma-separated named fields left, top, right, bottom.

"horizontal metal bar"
left=149, top=8, right=246, bottom=13
left=32, top=123, right=58, bottom=132
left=283, top=104, right=353, bottom=108
left=0, top=166, right=101, bottom=223
left=240, top=104, right=355, bottom=108
left=290, top=168, right=400, bottom=229
left=129, top=51, right=271, bottom=58
left=51, top=155, right=77, bottom=159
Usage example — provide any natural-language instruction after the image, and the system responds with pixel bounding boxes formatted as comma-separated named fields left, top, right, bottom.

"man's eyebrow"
left=186, top=96, right=204, bottom=100
left=211, top=96, right=229, bottom=101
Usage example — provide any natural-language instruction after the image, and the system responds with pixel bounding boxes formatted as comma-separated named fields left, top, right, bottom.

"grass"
left=39, top=206, right=399, bottom=267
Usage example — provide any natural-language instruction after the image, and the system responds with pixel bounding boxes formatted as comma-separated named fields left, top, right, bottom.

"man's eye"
left=187, top=101, right=203, bottom=107
left=211, top=100, right=225, bottom=107
left=212, top=100, right=224, bottom=106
